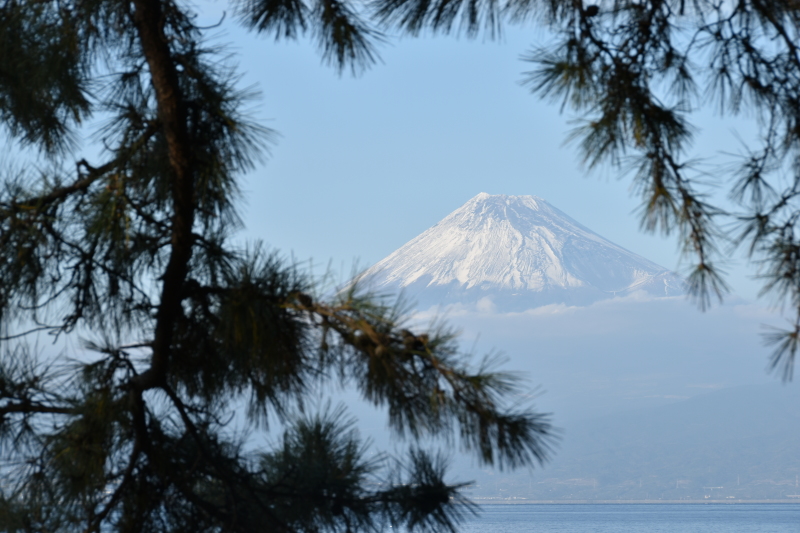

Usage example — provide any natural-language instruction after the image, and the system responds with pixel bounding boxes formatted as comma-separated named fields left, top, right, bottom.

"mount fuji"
left=361, top=193, right=685, bottom=310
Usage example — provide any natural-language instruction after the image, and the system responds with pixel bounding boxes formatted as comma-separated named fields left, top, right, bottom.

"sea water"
left=455, top=504, right=800, bottom=532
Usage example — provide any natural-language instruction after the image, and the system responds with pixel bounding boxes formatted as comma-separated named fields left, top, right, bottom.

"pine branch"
left=0, top=168, right=100, bottom=237
left=130, top=0, right=197, bottom=392
left=0, top=401, right=72, bottom=416
left=85, top=439, right=142, bottom=533
left=286, top=292, right=554, bottom=468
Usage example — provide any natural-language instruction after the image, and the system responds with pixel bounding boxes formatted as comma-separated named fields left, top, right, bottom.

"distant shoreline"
left=472, top=499, right=800, bottom=505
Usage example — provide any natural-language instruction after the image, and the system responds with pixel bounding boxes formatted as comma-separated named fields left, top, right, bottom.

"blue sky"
left=201, top=7, right=762, bottom=301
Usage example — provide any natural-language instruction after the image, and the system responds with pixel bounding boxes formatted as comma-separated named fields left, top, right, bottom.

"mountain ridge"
left=460, top=384, right=800, bottom=501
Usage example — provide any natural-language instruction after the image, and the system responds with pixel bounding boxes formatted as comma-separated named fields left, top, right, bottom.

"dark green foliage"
left=0, top=3, right=90, bottom=152
left=0, top=0, right=553, bottom=530
left=259, top=409, right=473, bottom=532
left=372, top=0, right=800, bottom=379
left=237, top=0, right=382, bottom=72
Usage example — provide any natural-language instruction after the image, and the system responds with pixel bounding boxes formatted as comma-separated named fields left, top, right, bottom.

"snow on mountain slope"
left=360, top=193, right=685, bottom=310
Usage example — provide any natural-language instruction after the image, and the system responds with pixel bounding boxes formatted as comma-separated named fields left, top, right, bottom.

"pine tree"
left=0, top=0, right=553, bottom=531
left=372, top=0, right=800, bottom=379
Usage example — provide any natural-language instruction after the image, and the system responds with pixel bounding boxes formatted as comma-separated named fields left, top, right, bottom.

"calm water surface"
left=455, top=504, right=800, bottom=532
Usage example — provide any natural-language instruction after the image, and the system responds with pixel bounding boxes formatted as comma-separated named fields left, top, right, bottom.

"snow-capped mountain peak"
left=361, top=193, right=684, bottom=310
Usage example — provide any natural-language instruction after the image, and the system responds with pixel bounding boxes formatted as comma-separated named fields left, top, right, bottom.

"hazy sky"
left=185, top=9, right=768, bottom=302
